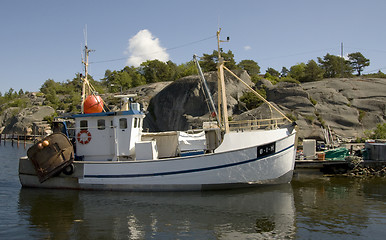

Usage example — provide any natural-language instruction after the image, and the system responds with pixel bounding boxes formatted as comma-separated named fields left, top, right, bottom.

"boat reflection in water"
left=18, top=184, right=295, bottom=239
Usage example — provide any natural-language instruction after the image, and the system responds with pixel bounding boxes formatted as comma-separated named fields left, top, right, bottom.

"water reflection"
left=291, top=177, right=386, bottom=239
left=18, top=184, right=296, bottom=239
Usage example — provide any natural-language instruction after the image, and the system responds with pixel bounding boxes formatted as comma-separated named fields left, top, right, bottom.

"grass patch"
left=303, top=114, right=315, bottom=123
left=309, top=97, right=317, bottom=106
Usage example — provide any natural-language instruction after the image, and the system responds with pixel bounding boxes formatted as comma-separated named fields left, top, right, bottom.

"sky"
left=1, top=0, right=386, bottom=94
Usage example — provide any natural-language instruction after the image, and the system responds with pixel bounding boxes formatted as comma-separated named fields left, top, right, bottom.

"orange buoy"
left=84, top=95, right=103, bottom=114
left=42, top=140, right=49, bottom=147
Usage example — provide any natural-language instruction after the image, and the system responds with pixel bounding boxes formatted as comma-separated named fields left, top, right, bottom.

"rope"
left=222, top=65, right=292, bottom=123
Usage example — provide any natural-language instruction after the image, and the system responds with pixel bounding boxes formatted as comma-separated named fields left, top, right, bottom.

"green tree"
left=348, top=52, right=370, bottom=76
left=266, top=68, right=280, bottom=77
left=239, top=90, right=266, bottom=109
left=199, top=52, right=217, bottom=72
left=289, top=63, right=306, bottom=81
left=44, top=89, right=60, bottom=108
left=303, top=60, right=324, bottom=82
left=40, top=79, right=61, bottom=94
left=4, top=88, right=16, bottom=100
left=177, top=60, right=198, bottom=78
left=199, top=50, right=237, bottom=72
left=237, top=60, right=260, bottom=76
left=140, top=59, right=177, bottom=83
left=122, top=66, right=146, bottom=87
left=65, top=74, right=82, bottom=93
left=103, top=70, right=132, bottom=92
left=166, top=60, right=179, bottom=81
left=318, top=53, right=352, bottom=78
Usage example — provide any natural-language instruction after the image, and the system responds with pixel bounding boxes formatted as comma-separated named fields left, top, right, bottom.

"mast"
left=81, top=28, right=94, bottom=114
left=217, top=29, right=230, bottom=133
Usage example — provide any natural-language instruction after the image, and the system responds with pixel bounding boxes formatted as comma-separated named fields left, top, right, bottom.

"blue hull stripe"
left=84, top=144, right=294, bottom=179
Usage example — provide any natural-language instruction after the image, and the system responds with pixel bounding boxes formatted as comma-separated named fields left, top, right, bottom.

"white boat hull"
left=19, top=130, right=296, bottom=191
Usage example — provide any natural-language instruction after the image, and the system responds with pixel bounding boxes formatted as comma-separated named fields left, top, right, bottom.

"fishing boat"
left=19, top=30, right=297, bottom=191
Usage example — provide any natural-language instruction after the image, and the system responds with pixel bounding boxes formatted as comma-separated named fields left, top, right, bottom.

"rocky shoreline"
left=345, top=165, right=386, bottom=177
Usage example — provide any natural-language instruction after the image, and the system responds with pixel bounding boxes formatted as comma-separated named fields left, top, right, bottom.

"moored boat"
left=19, top=29, right=297, bottom=191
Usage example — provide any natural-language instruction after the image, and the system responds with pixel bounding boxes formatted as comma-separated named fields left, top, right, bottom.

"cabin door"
left=114, top=117, right=132, bottom=158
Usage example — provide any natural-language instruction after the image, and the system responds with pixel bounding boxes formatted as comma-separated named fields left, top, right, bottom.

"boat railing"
left=228, top=117, right=287, bottom=131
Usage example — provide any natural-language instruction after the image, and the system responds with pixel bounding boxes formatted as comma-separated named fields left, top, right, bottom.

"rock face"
left=145, top=75, right=386, bottom=141
left=0, top=106, right=55, bottom=135
left=126, top=82, right=172, bottom=111
left=143, top=70, right=253, bottom=131
left=264, top=78, right=386, bottom=140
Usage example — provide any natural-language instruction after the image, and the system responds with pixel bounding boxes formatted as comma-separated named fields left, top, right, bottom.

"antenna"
left=84, top=24, right=88, bottom=47
left=81, top=25, right=95, bottom=113
left=341, top=42, right=344, bottom=58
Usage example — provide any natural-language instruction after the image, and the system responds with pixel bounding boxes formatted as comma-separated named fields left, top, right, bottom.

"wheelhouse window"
left=97, top=119, right=105, bottom=130
left=119, top=118, right=127, bottom=129
left=134, top=118, right=138, bottom=128
left=80, top=120, right=88, bottom=130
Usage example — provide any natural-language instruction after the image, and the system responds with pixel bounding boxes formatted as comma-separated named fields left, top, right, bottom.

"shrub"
left=303, top=114, right=315, bottom=123
left=358, top=109, right=366, bottom=122
left=239, top=89, right=266, bottom=110
left=286, top=113, right=297, bottom=122
left=365, top=123, right=386, bottom=139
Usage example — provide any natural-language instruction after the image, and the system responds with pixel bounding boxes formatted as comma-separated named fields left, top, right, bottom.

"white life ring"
left=77, top=130, right=92, bottom=144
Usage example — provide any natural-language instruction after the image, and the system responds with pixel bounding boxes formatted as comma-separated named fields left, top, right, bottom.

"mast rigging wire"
left=89, top=35, right=216, bottom=64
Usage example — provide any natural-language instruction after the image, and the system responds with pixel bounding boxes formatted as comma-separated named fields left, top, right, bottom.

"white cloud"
left=125, top=29, right=169, bottom=67
left=244, top=45, right=251, bottom=51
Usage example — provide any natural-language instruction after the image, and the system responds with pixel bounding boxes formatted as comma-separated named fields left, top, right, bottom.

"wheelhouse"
left=72, top=103, right=144, bottom=161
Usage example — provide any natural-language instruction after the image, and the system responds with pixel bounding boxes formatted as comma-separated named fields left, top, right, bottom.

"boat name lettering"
left=257, top=143, right=275, bottom=157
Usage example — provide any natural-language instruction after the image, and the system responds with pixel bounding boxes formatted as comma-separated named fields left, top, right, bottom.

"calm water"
left=0, top=144, right=385, bottom=239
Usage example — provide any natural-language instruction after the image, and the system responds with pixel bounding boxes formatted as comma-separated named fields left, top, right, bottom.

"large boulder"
left=143, top=70, right=253, bottom=131
left=226, top=77, right=385, bottom=140
left=302, top=78, right=386, bottom=139
left=1, top=106, right=55, bottom=134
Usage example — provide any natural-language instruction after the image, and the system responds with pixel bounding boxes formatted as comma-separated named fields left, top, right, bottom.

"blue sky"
left=1, top=0, right=386, bottom=94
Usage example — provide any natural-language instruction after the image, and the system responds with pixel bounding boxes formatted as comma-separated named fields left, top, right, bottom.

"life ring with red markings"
left=77, top=130, right=92, bottom=144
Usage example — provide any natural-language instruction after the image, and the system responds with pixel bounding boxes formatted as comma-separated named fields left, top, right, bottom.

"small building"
left=364, top=141, right=386, bottom=161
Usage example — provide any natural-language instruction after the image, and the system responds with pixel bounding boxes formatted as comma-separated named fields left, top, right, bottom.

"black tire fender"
left=62, top=164, right=75, bottom=175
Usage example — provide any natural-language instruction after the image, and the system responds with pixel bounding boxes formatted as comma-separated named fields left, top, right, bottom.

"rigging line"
left=363, top=66, right=386, bottom=74
left=258, top=47, right=337, bottom=61
left=89, top=35, right=216, bottom=64
left=166, top=35, right=216, bottom=51
left=344, top=46, right=386, bottom=53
